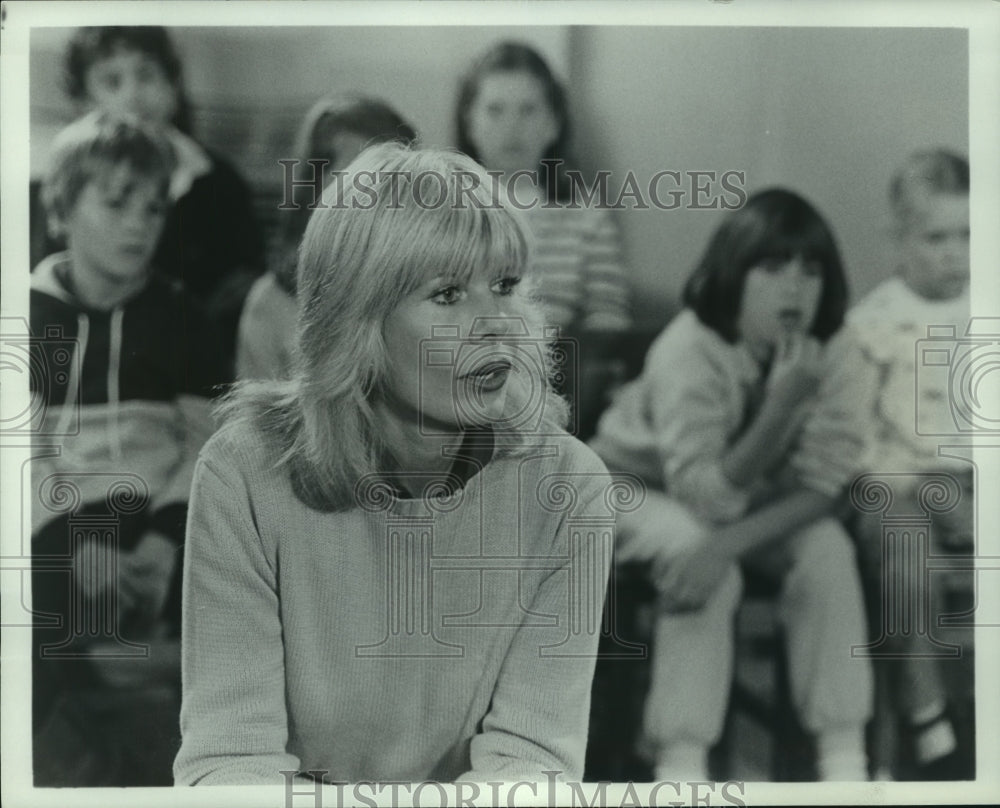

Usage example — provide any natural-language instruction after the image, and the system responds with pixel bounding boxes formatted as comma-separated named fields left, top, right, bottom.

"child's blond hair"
left=41, top=111, right=175, bottom=237
left=889, top=148, right=968, bottom=231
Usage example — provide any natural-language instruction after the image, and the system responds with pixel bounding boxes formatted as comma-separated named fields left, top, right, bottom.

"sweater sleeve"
left=790, top=325, right=878, bottom=497
left=461, top=468, right=612, bottom=782
left=580, top=209, right=632, bottom=333
left=646, top=323, right=751, bottom=523
left=174, top=451, right=303, bottom=786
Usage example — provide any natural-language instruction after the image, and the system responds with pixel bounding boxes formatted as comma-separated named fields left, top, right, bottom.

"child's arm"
left=660, top=328, right=877, bottom=612
left=646, top=316, right=758, bottom=523
left=721, top=334, right=823, bottom=487
left=659, top=487, right=834, bottom=612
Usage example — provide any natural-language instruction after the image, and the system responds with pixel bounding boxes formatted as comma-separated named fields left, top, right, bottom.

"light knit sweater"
left=589, top=310, right=876, bottom=523
left=174, top=420, right=614, bottom=785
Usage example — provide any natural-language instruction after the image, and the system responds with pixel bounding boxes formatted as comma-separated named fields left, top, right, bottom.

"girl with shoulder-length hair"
left=175, top=143, right=614, bottom=786
left=237, top=93, right=417, bottom=380
left=590, top=188, right=875, bottom=781
left=454, top=41, right=633, bottom=438
left=455, top=41, right=571, bottom=203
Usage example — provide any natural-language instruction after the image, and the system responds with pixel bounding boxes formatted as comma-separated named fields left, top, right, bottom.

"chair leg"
left=868, top=660, right=899, bottom=780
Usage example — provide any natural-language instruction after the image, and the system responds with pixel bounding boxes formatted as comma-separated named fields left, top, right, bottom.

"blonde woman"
left=174, top=144, right=615, bottom=785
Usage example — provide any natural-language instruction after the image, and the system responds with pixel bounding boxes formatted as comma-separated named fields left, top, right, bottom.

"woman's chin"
left=453, top=388, right=510, bottom=428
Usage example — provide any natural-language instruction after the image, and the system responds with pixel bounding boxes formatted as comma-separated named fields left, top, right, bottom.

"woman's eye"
left=431, top=286, right=466, bottom=305
left=491, top=276, right=522, bottom=296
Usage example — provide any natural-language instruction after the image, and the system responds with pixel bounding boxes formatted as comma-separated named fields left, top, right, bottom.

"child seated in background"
left=30, top=112, right=225, bottom=786
left=590, top=189, right=874, bottom=781
left=236, top=95, right=416, bottom=380
left=32, top=26, right=266, bottom=374
left=454, top=41, right=634, bottom=438
left=849, top=148, right=973, bottom=780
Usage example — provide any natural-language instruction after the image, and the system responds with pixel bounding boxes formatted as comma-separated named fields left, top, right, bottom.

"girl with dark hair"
left=34, top=26, right=266, bottom=374
left=237, top=94, right=417, bottom=380
left=590, top=188, right=875, bottom=781
left=454, top=41, right=632, bottom=436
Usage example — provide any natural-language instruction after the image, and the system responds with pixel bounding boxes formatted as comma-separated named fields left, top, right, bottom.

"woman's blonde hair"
left=225, top=143, right=568, bottom=510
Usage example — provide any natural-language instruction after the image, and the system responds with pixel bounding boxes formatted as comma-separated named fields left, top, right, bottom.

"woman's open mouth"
left=462, top=359, right=513, bottom=392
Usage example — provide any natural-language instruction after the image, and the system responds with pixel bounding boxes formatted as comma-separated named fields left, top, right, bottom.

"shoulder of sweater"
left=198, top=417, right=278, bottom=483
left=545, top=432, right=612, bottom=478
left=491, top=433, right=613, bottom=512
left=819, top=323, right=868, bottom=371
left=849, top=276, right=922, bottom=323
left=645, top=309, right=734, bottom=375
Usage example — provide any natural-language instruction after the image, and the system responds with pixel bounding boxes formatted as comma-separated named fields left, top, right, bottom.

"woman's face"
left=381, top=263, right=525, bottom=432
left=83, top=47, right=179, bottom=127
left=737, top=254, right=824, bottom=355
left=465, top=70, right=560, bottom=176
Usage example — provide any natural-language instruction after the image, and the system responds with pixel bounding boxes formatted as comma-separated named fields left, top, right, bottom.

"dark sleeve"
left=145, top=285, right=225, bottom=534
left=155, top=151, right=267, bottom=300
left=200, top=152, right=267, bottom=279
left=176, top=285, right=233, bottom=394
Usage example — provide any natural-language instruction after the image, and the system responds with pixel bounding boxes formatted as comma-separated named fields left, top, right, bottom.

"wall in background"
left=30, top=25, right=967, bottom=329
left=569, top=26, right=968, bottom=327
left=29, top=26, right=569, bottom=183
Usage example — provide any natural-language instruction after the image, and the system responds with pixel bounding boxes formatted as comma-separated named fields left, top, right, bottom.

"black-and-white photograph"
left=2, top=2, right=998, bottom=806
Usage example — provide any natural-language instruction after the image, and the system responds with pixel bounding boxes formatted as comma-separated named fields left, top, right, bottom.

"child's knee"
left=616, top=491, right=707, bottom=564
left=789, top=518, right=860, bottom=586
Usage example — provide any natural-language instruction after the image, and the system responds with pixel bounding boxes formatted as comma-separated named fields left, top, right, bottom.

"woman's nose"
left=469, top=315, right=518, bottom=342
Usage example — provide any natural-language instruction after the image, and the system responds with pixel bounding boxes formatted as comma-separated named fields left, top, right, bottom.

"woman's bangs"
left=396, top=200, right=529, bottom=296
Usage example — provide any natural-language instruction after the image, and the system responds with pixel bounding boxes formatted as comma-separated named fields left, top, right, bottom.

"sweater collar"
left=385, top=426, right=495, bottom=502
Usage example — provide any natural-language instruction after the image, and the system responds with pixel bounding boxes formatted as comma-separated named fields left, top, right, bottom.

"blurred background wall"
left=30, top=24, right=967, bottom=330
